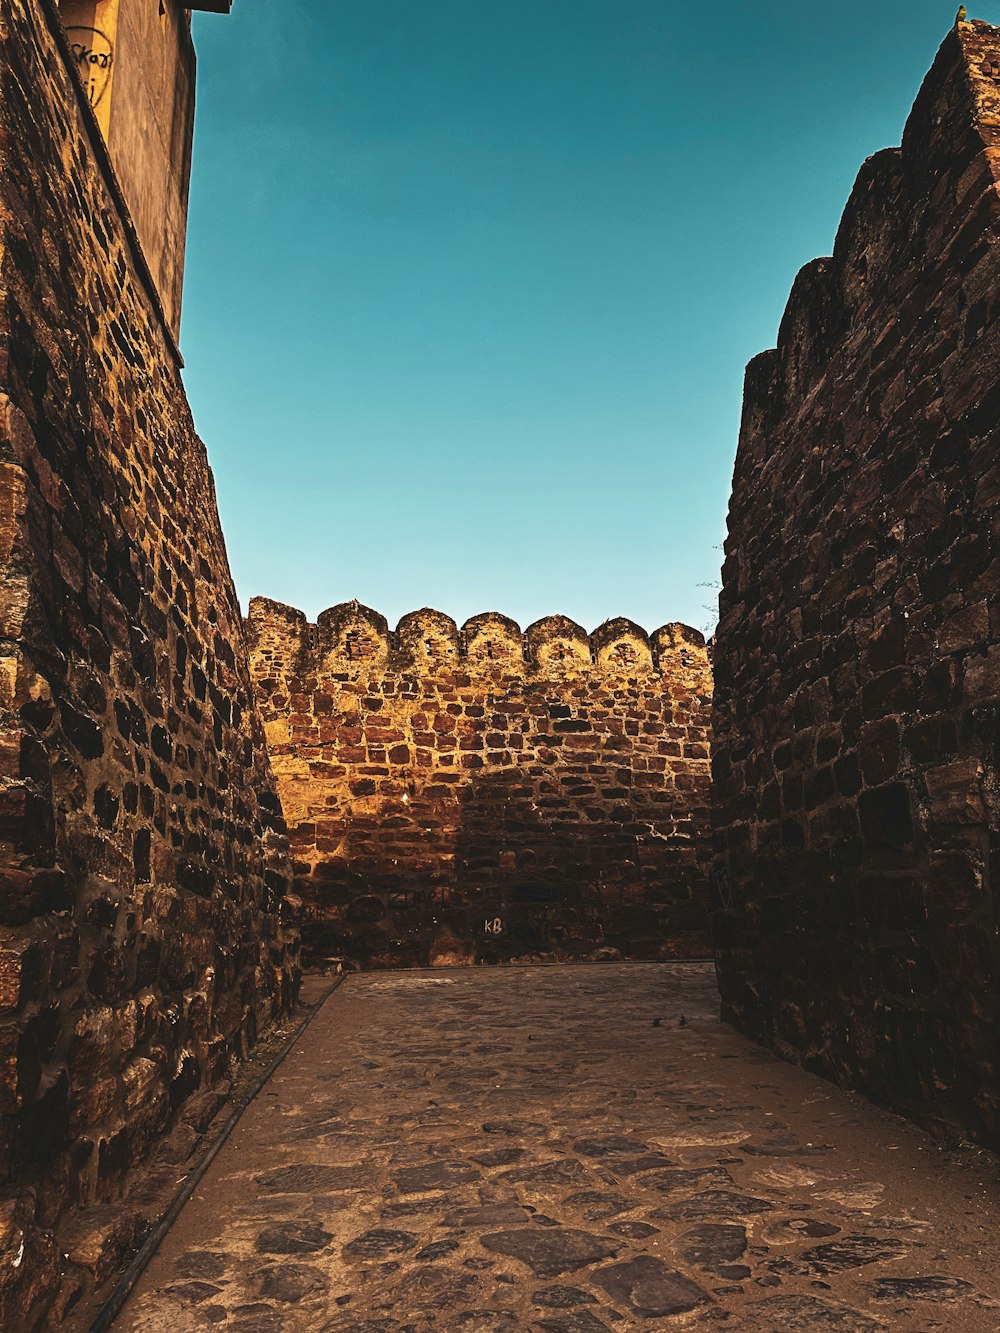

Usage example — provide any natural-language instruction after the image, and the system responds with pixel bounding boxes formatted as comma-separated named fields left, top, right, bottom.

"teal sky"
left=182, top=0, right=983, bottom=637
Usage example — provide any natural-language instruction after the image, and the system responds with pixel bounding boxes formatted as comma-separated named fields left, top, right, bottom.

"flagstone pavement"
left=117, top=963, right=1000, bottom=1332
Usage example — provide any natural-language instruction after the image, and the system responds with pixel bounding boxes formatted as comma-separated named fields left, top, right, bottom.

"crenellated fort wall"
left=249, top=599, right=713, bottom=967
left=8, top=0, right=1000, bottom=1316
left=712, top=20, right=1000, bottom=1145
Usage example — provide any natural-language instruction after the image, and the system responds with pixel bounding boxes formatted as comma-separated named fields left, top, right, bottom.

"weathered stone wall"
left=249, top=599, right=713, bottom=968
left=713, top=21, right=1000, bottom=1144
left=0, top=0, right=299, bottom=1322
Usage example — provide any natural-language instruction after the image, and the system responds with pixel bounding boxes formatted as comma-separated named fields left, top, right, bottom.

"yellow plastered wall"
left=57, top=0, right=196, bottom=339
left=58, top=0, right=119, bottom=137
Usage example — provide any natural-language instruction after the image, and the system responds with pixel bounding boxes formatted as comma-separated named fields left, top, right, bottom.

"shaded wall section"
left=712, top=21, right=1000, bottom=1144
left=0, top=0, right=298, bottom=1323
left=249, top=600, right=713, bottom=967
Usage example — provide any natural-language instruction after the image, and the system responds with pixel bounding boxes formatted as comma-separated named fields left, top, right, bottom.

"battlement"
left=247, top=596, right=714, bottom=971
left=735, top=19, right=1000, bottom=456
left=247, top=597, right=710, bottom=683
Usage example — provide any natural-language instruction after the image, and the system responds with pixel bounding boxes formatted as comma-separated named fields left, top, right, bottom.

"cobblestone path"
left=119, top=964, right=1000, bottom=1332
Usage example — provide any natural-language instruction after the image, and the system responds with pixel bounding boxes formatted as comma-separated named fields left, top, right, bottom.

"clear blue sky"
left=182, top=0, right=981, bottom=637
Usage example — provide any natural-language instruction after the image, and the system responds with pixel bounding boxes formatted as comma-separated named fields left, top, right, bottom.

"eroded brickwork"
left=0, top=0, right=299, bottom=1323
left=713, top=22, right=1000, bottom=1144
left=249, top=600, right=713, bottom=968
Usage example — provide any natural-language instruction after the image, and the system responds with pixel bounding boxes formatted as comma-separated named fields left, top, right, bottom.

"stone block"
left=924, top=759, right=985, bottom=823
left=0, top=938, right=44, bottom=1012
left=964, top=644, right=1000, bottom=704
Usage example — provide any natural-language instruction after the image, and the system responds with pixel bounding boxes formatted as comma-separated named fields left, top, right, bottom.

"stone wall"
left=249, top=599, right=713, bottom=968
left=712, top=21, right=1000, bottom=1144
left=0, top=0, right=298, bottom=1323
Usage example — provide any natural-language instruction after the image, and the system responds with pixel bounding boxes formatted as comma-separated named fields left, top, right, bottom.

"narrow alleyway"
left=118, top=965, right=1000, bottom=1331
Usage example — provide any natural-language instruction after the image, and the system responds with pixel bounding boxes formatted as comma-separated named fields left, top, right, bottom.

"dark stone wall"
left=0, top=0, right=299, bottom=1323
left=712, top=21, right=1000, bottom=1145
left=249, top=599, right=713, bottom=968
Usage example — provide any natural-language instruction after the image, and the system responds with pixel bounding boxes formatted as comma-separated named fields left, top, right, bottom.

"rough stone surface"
left=712, top=20, right=1000, bottom=1145
left=118, top=965, right=1000, bottom=1332
left=248, top=601, right=713, bottom=966
left=591, top=1253, right=711, bottom=1316
left=0, top=0, right=299, bottom=1325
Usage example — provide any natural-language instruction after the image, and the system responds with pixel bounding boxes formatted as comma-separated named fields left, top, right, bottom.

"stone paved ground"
left=118, top=964, right=1000, bottom=1332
